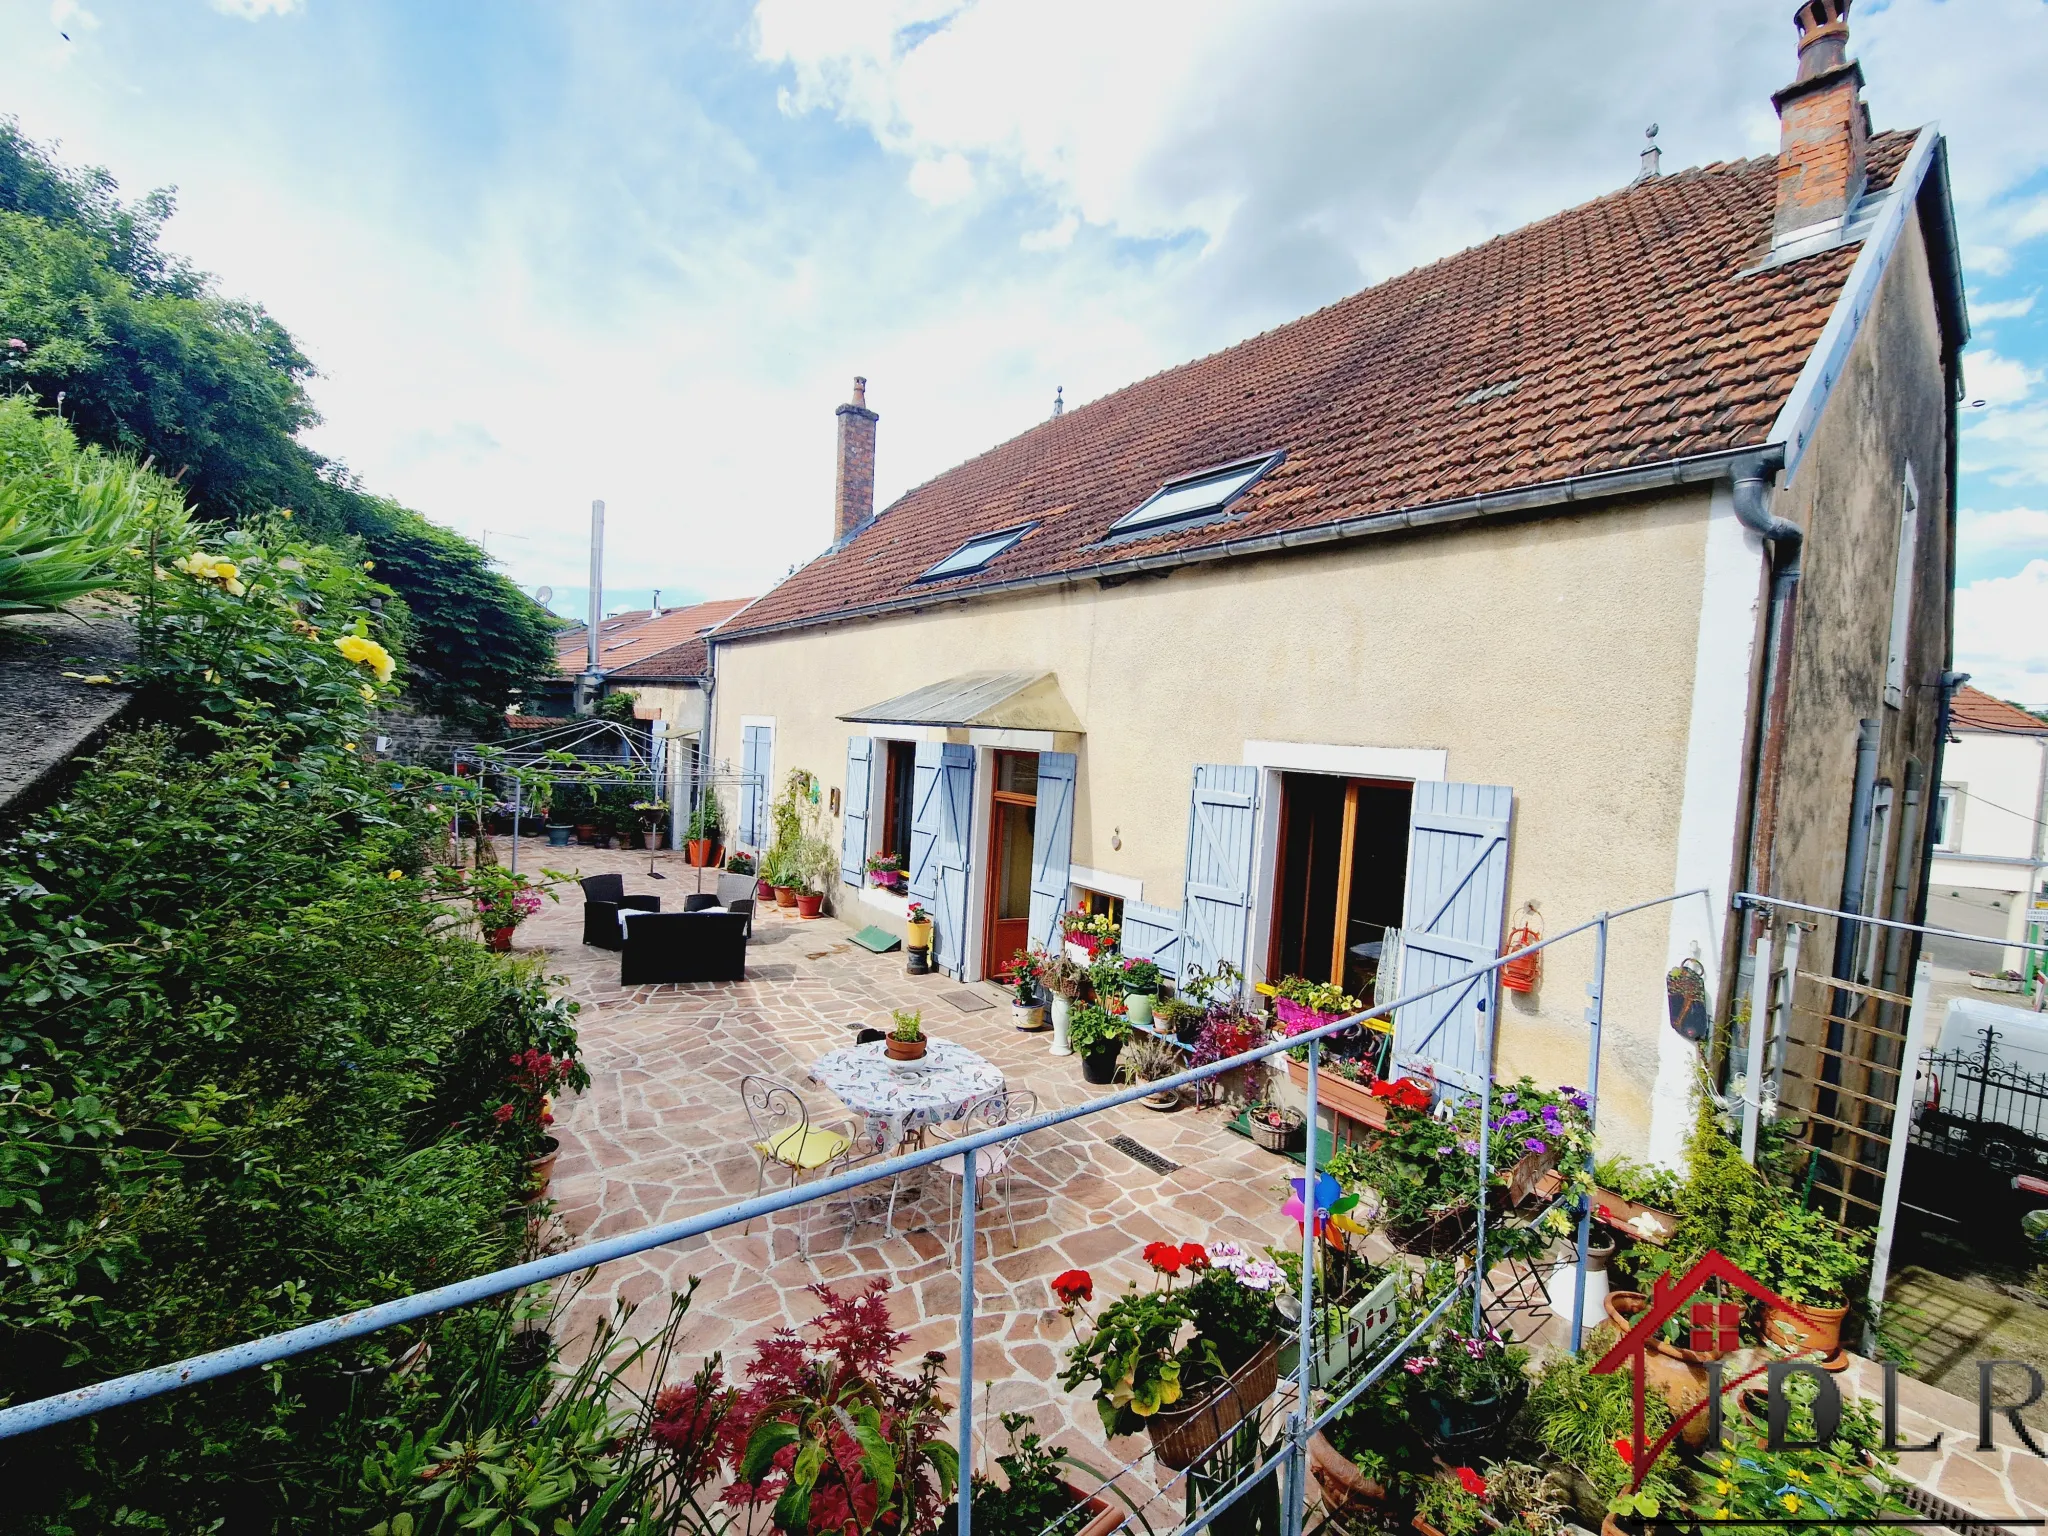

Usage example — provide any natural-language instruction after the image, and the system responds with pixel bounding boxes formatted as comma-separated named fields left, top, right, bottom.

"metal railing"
left=0, top=889, right=1709, bottom=1535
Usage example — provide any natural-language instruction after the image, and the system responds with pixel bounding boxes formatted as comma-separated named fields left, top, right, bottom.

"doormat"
left=849, top=926, right=900, bottom=954
left=1226, top=1109, right=1335, bottom=1167
left=1105, top=1135, right=1180, bottom=1175
left=938, top=988, right=994, bottom=1013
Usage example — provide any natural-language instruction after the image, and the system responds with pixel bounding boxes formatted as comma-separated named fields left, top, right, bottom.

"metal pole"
left=1866, top=957, right=1934, bottom=1344
left=1286, top=1037, right=1321, bottom=1536
left=957, top=1146, right=976, bottom=1536
left=1772, top=924, right=1805, bottom=1097
left=1473, top=998, right=1493, bottom=1338
left=586, top=500, right=604, bottom=675
left=1741, top=921, right=1773, bottom=1163
left=1570, top=914, right=1609, bottom=1352
left=510, top=777, right=521, bottom=878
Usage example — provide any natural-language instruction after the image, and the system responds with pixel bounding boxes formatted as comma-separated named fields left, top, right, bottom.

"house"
left=1926, top=687, right=2047, bottom=982
left=704, top=0, right=1967, bottom=1164
left=528, top=597, right=754, bottom=767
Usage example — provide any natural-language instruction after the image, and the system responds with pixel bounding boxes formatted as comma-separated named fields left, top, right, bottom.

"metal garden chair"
left=739, top=1074, right=883, bottom=1259
left=930, top=1088, right=1037, bottom=1255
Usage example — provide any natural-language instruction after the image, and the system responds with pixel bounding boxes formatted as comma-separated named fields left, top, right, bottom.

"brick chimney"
left=1771, top=0, right=1868, bottom=244
left=833, top=376, right=879, bottom=543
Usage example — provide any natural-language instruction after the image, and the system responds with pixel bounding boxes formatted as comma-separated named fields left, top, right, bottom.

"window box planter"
left=1274, top=995, right=1351, bottom=1032
left=1147, top=1336, right=1281, bottom=1470
left=1276, top=1267, right=1401, bottom=1388
left=1283, top=1056, right=1390, bottom=1131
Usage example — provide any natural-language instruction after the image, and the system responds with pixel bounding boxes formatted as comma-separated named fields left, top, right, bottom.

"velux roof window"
left=1108, top=451, right=1281, bottom=537
left=916, top=523, right=1033, bottom=582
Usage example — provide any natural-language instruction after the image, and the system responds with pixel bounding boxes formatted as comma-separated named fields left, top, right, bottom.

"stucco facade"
left=713, top=491, right=1724, bottom=1155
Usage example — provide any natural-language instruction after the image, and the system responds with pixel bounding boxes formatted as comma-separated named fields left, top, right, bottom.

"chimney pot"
left=1771, top=0, right=1867, bottom=245
left=833, top=376, right=880, bottom=544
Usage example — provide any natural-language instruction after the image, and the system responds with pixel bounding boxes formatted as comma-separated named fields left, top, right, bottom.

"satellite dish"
left=534, top=585, right=554, bottom=605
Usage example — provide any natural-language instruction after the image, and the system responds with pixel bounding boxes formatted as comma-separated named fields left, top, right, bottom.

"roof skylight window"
left=1109, top=453, right=1280, bottom=536
left=916, top=523, right=1033, bottom=582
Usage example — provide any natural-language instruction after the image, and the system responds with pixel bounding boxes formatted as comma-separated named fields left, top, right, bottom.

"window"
left=1268, top=772, right=1412, bottom=1000
left=916, top=524, right=1033, bottom=582
left=1108, top=452, right=1282, bottom=537
left=1934, top=784, right=1962, bottom=852
left=878, top=740, right=917, bottom=867
left=1884, top=465, right=1920, bottom=710
left=1074, top=886, right=1125, bottom=931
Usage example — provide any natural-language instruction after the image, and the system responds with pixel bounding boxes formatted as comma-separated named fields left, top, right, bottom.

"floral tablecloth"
left=808, top=1038, right=1004, bottom=1150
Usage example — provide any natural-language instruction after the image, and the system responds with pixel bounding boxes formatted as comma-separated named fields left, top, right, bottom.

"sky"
left=2, top=0, right=2045, bottom=703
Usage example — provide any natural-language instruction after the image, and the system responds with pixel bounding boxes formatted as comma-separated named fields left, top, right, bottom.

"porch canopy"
left=838, top=670, right=1083, bottom=734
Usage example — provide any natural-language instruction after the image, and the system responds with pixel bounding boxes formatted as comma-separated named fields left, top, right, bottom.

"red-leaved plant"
left=677, top=1278, right=959, bottom=1536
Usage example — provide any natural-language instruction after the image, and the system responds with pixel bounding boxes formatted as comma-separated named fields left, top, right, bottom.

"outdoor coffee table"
left=809, top=1038, right=1004, bottom=1230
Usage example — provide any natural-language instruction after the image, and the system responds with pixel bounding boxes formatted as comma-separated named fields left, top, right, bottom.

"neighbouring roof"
left=726, top=133, right=1925, bottom=640
left=839, top=671, right=1084, bottom=733
left=1953, top=686, right=2048, bottom=734
left=554, top=596, right=754, bottom=680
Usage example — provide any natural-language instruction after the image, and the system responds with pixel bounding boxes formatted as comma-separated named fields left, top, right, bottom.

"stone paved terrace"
left=500, top=837, right=2048, bottom=1528
left=504, top=837, right=1312, bottom=1506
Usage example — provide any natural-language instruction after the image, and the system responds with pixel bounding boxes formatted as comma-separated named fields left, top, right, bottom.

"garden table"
left=808, top=1038, right=1005, bottom=1153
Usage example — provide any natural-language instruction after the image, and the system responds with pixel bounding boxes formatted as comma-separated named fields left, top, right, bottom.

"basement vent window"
left=915, top=523, right=1034, bottom=582
left=1457, top=377, right=1525, bottom=407
left=1107, top=452, right=1281, bottom=536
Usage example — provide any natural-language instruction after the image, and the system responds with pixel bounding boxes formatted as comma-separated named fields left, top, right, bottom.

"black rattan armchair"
left=581, top=873, right=659, bottom=950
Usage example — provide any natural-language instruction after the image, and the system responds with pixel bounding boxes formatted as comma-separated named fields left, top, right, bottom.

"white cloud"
left=1965, top=349, right=2042, bottom=408
left=1019, top=213, right=1078, bottom=252
left=210, top=0, right=301, bottom=16
left=50, top=1, right=99, bottom=33
left=1959, top=506, right=2048, bottom=559
left=1956, top=560, right=2048, bottom=709
left=906, top=151, right=974, bottom=204
left=1970, top=292, right=2037, bottom=322
left=1965, top=402, right=2048, bottom=487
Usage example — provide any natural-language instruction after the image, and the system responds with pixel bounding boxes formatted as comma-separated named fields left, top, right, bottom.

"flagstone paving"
left=504, top=839, right=1308, bottom=1504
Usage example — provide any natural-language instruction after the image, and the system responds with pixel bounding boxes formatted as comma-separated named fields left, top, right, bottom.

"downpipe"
left=1735, top=446, right=1800, bottom=934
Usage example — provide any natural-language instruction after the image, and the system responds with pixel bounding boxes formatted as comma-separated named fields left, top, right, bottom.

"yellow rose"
left=334, top=634, right=395, bottom=685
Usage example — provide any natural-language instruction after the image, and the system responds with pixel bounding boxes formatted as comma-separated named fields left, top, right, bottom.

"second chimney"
left=1771, top=0, right=1868, bottom=245
left=834, top=376, right=879, bottom=544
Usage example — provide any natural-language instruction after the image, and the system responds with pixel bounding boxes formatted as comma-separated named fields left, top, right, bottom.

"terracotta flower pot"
left=1764, top=1300, right=1849, bottom=1363
left=756, top=879, right=775, bottom=901
left=487, top=926, right=515, bottom=953
left=525, top=1136, right=561, bottom=1201
left=1062, top=1483, right=1130, bottom=1536
left=685, top=839, right=713, bottom=866
left=1284, top=1056, right=1390, bottom=1130
left=773, top=885, right=798, bottom=909
left=1308, top=1431, right=1391, bottom=1520
left=1603, top=1290, right=1716, bottom=1444
left=575, top=823, right=599, bottom=845
left=884, top=1036, right=927, bottom=1062
left=796, top=892, right=824, bottom=918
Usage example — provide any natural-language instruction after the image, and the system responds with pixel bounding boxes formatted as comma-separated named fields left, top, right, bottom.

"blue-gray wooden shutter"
left=933, top=744, right=976, bottom=977
left=739, top=725, right=769, bottom=847
left=1391, top=781, right=1514, bottom=1094
left=1181, top=763, right=1260, bottom=990
left=908, top=742, right=942, bottom=902
left=1121, top=899, right=1183, bottom=977
left=1028, top=751, right=1077, bottom=951
left=840, top=736, right=873, bottom=887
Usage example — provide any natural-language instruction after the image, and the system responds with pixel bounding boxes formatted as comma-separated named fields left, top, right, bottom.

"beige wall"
left=713, top=492, right=1720, bottom=1154
left=617, top=682, right=708, bottom=741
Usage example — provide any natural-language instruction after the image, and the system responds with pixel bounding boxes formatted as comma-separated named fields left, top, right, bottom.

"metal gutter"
left=713, top=442, right=1762, bottom=646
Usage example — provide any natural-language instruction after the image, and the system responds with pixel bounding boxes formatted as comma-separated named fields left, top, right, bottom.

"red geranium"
left=1051, top=1269, right=1093, bottom=1308
left=1178, top=1243, right=1210, bottom=1272
left=1455, top=1466, right=1487, bottom=1499
left=1143, top=1240, right=1185, bottom=1275
left=1612, top=1435, right=1636, bottom=1464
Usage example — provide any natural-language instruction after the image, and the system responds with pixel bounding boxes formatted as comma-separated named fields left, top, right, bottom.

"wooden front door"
left=984, top=751, right=1038, bottom=980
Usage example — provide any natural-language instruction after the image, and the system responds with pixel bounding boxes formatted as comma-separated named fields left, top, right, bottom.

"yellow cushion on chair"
left=759, top=1124, right=851, bottom=1170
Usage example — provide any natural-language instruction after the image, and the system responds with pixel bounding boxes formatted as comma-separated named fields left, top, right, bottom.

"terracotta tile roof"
left=1953, top=686, right=2047, bottom=734
left=553, top=597, right=754, bottom=679
left=727, top=135, right=1917, bottom=639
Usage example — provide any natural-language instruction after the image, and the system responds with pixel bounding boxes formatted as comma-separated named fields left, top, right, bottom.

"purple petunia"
left=1503, top=1108, right=1530, bottom=1124
left=1524, top=1137, right=1548, bottom=1154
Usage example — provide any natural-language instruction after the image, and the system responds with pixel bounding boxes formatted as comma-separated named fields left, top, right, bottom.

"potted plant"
left=1244, top=1099, right=1305, bottom=1154
left=866, top=850, right=907, bottom=892
left=1115, top=1033, right=1186, bottom=1110
left=461, top=864, right=556, bottom=951
left=633, top=801, right=667, bottom=850
left=724, top=849, right=755, bottom=875
left=792, top=832, right=835, bottom=918
left=490, top=1045, right=580, bottom=1201
left=1413, top=1463, right=1570, bottom=1536
left=967, top=1409, right=1130, bottom=1536
left=1272, top=975, right=1363, bottom=1033
left=1405, top=1323, right=1527, bottom=1456
left=1041, top=950, right=1088, bottom=1055
left=1059, top=908, right=1118, bottom=962
left=1010, top=947, right=1049, bottom=1031
left=886, top=1008, right=927, bottom=1062
left=684, top=799, right=724, bottom=866
left=1068, top=1003, right=1129, bottom=1084
left=1154, top=994, right=1205, bottom=1046
left=1745, top=1198, right=1870, bottom=1362
left=1116, top=956, right=1162, bottom=1030
left=905, top=900, right=934, bottom=952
